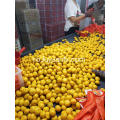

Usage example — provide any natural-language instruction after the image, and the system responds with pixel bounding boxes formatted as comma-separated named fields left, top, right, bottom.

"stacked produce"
left=15, top=32, right=105, bottom=120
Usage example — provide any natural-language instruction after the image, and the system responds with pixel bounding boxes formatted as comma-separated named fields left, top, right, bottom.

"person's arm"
left=69, top=10, right=93, bottom=23
left=69, top=14, right=86, bottom=23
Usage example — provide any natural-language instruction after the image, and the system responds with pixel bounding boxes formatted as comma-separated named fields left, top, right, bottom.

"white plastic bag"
left=15, top=67, right=24, bottom=91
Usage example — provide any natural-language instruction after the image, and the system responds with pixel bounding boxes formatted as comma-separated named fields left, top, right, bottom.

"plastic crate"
left=15, top=0, right=30, bottom=12
left=21, top=32, right=43, bottom=50
left=16, top=9, right=42, bottom=33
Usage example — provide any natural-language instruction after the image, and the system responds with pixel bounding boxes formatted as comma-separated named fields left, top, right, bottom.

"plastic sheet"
left=15, top=67, right=24, bottom=91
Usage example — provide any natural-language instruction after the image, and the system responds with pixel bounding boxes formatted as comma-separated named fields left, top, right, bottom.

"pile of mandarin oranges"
left=15, top=32, right=105, bottom=120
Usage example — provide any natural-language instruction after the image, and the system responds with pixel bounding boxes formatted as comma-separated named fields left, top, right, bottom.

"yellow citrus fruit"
left=61, top=105, right=67, bottom=110
left=56, top=97, right=61, bottom=103
left=71, top=98, right=77, bottom=105
left=40, top=111, right=45, bottom=119
left=67, top=114, right=74, bottom=120
left=17, top=111, right=23, bottom=118
left=16, top=90, right=22, bottom=97
left=50, top=97, right=56, bottom=103
left=95, top=76, right=100, bottom=81
left=15, top=106, right=21, bottom=112
left=38, top=102, right=44, bottom=109
left=21, top=115, right=27, bottom=120
left=95, top=80, right=100, bottom=85
left=55, top=105, right=61, bottom=112
left=61, top=111, right=67, bottom=119
left=46, top=112, right=50, bottom=119
left=46, top=93, right=52, bottom=100
left=59, top=100, right=64, bottom=106
left=66, top=108, right=72, bottom=114
left=73, top=93, right=78, bottom=98
left=76, top=102, right=81, bottom=109
left=24, top=108, right=30, bottom=115
left=21, top=106, right=26, bottom=112
left=49, top=108, right=56, bottom=117
left=16, top=32, right=105, bottom=120
left=24, top=100, right=29, bottom=107
left=64, top=100, right=71, bottom=107
left=47, top=102, right=53, bottom=108
left=43, top=107, right=49, bottom=112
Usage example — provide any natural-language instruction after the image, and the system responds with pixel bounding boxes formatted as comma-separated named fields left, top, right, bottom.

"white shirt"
left=64, top=0, right=81, bottom=32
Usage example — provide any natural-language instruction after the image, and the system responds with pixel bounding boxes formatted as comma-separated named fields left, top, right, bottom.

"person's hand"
left=85, top=10, right=93, bottom=17
left=85, top=8, right=94, bottom=17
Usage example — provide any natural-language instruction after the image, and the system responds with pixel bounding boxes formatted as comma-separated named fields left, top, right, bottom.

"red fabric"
left=95, top=94, right=105, bottom=120
left=15, top=47, right=26, bottom=65
left=74, top=90, right=105, bottom=120
left=92, top=109, right=100, bottom=120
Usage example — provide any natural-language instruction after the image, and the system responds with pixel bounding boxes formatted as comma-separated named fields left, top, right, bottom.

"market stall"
left=15, top=0, right=105, bottom=120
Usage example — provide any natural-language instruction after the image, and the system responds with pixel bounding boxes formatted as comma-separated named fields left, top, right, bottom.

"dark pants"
left=64, top=26, right=79, bottom=36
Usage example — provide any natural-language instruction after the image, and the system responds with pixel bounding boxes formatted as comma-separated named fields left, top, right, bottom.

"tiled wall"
left=36, top=0, right=66, bottom=43
left=16, top=0, right=67, bottom=45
